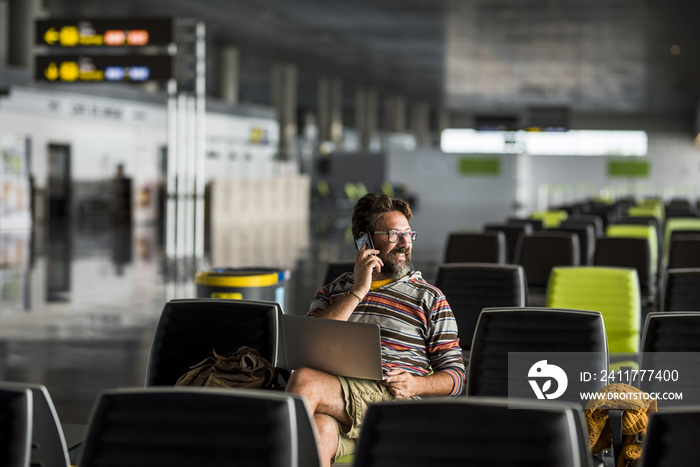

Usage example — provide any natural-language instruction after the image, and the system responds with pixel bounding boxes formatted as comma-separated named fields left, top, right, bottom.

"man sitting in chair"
left=286, top=193, right=465, bottom=466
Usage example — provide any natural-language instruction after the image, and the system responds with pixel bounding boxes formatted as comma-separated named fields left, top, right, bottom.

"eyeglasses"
left=374, top=231, right=418, bottom=243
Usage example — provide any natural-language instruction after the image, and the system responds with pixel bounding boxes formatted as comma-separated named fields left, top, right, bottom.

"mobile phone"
left=355, top=231, right=375, bottom=251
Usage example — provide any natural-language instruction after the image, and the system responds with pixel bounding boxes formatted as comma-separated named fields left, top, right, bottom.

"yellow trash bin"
left=195, top=267, right=290, bottom=311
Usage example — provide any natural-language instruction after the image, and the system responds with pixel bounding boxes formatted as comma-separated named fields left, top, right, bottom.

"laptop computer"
left=282, top=314, right=385, bottom=381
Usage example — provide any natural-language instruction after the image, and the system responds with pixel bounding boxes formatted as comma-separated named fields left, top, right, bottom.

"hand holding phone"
left=355, top=231, right=375, bottom=251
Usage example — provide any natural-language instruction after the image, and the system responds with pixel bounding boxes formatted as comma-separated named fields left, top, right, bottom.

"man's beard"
left=378, top=247, right=412, bottom=280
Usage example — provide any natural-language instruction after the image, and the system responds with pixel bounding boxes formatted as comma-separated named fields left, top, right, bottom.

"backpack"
left=174, top=346, right=288, bottom=389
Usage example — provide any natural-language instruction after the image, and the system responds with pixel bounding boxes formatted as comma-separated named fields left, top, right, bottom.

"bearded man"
left=285, top=193, right=465, bottom=467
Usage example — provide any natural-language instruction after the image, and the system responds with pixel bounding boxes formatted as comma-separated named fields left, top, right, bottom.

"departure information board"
left=35, top=55, right=173, bottom=83
left=35, top=19, right=173, bottom=47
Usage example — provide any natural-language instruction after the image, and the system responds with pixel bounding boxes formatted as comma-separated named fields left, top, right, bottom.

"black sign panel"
left=35, top=55, right=173, bottom=83
left=35, top=19, right=173, bottom=47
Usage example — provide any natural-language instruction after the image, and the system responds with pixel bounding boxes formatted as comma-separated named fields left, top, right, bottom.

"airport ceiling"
left=44, top=0, right=700, bottom=124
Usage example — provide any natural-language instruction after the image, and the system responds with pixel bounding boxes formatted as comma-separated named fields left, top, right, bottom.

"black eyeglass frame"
left=373, top=231, right=418, bottom=243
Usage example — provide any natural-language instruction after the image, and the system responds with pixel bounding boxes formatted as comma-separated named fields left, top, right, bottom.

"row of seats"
left=325, top=258, right=700, bottom=363
left=3, top=302, right=700, bottom=466
left=10, top=380, right=699, bottom=467
left=446, top=211, right=700, bottom=308
left=434, top=263, right=700, bottom=354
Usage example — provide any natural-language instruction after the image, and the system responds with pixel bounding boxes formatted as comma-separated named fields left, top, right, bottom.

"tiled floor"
left=0, top=205, right=449, bottom=427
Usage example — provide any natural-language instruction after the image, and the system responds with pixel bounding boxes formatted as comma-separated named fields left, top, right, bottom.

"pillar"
left=0, top=1, right=8, bottom=65
left=8, top=0, right=42, bottom=67
left=217, top=46, right=239, bottom=106
left=318, top=76, right=343, bottom=145
left=355, top=87, right=378, bottom=152
left=384, top=95, right=407, bottom=133
left=411, top=101, right=430, bottom=147
left=271, top=62, right=298, bottom=161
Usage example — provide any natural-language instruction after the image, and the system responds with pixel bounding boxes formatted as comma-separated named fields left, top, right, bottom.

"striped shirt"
left=309, top=271, right=465, bottom=395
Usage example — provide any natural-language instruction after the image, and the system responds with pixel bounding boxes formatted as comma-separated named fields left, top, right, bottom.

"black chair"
left=551, top=222, right=596, bottom=265
left=145, top=299, right=283, bottom=386
left=323, top=261, right=355, bottom=285
left=78, top=388, right=319, bottom=467
left=661, top=268, right=700, bottom=312
left=434, top=263, right=526, bottom=356
left=507, top=217, right=545, bottom=231
left=0, top=381, right=70, bottom=467
left=353, top=397, right=593, bottom=467
left=443, top=231, right=506, bottom=264
left=514, top=231, right=579, bottom=306
left=466, top=307, right=608, bottom=403
left=565, top=214, right=605, bottom=238
left=639, top=312, right=700, bottom=407
left=612, top=216, right=663, bottom=265
left=593, top=236, right=655, bottom=306
left=667, top=234, right=700, bottom=269
left=665, top=209, right=698, bottom=219
left=639, top=409, right=700, bottom=467
left=0, top=386, right=32, bottom=467
left=584, top=204, right=618, bottom=230
left=483, top=223, right=532, bottom=264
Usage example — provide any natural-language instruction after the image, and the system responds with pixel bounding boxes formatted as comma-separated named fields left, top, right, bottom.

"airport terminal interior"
left=2, top=0, right=700, bottom=465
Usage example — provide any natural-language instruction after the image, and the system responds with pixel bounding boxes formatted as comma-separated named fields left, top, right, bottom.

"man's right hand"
left=353, top=244, right=382, bottom=298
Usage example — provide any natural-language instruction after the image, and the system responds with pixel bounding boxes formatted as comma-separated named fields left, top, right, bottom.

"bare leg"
left=286, top=367, right=352, bottom=467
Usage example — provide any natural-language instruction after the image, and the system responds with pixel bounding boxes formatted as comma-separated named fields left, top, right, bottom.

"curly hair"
left=351, top=193, right=413, bottom=240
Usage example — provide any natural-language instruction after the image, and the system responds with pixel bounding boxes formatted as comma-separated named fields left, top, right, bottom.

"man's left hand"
left=381, top=369, right=418, bottom=399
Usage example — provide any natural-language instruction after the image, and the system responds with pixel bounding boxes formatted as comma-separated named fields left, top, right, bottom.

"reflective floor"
left=0, top=203, right=452, bottom=426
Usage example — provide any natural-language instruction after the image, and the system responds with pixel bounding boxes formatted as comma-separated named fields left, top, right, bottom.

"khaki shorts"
left=334, top=376, right=395, bottom=460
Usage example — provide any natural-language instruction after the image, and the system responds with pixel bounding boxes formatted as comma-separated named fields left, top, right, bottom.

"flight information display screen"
left=35, top=19, right=173, bottom=47
left=35, top=55, right=173, bottom=83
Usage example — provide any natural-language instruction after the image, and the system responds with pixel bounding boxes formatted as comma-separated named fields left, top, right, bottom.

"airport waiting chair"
left=78, top=388, right=320, bottom=467
left=483, top=223, right=532, bottom=264
left=546, top=266, right=641, bottom=363
left=661, top=268, right=700, bottom=312
left=665, top=209, right=698, bottom=219
left=145, top=299, right=283, bottom=387
left=663, top=217, right=700, bottom=266
left=666, top=197, right=694, bottom=211
left=323, top=261, right=355, bottom=285
left=638, top=312, right=700, bottom=407
left=551, top=222, right=596, bottom=265
left=0, top=386, right=32, bottom=467
left=0, top=381, right=70, bottom=467
left=443, top=231, right=506, bottom=264
left=606, top=224, right=659, bottom=280
left=565, top=214, right=605, bottom=238
left=628, top=204, right=663, bottom=222
left=639, top=409, right=700, bottom=467
left=593, top=237, right=656, bottom=306
left=613, top=215, right=660, bottom=231
left=507, top=217, right=545, bottom=231
left=584, top=204, right=616, bottom=230
left=466, top=307, right=608, bottom=402
left=667, top=234, right=700, bottom=269
left=353, top=397, right=593, bottom=467
left=434, top=263, right=527, bottom=355
left=514, top=231, right=580, bottom=306
left=530, top=209, right=568, bottom=228
left=664, top=198, right=697, bottom=219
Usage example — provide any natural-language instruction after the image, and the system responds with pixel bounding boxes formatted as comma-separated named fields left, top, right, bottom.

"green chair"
left=530, top=210, right=568, bottom=228
left=663, top=217, right=700, bottom=266
left=547, top=266, right=641, bottom=366
left=606, top=224, right=658, bottom=278
left=638, top=198, right=665, bottom=216
left=628, top=205, right=664, bottom=222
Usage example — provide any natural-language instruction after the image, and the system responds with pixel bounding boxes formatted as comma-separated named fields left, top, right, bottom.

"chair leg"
left=609, top=409, right=624, bottom=467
